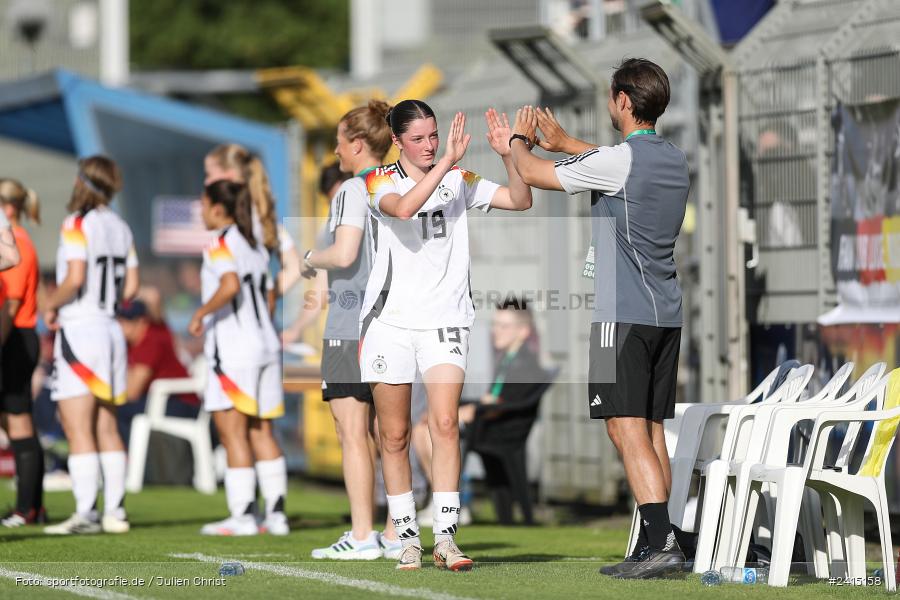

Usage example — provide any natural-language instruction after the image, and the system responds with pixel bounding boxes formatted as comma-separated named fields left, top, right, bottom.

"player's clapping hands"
left=484, top=108, right=513, bottom=157
left=442, top=112, right=471, bottom=166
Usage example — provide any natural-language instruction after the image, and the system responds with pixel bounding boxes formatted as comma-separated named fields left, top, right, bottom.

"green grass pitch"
left=0, top=482, right=891, bottom=598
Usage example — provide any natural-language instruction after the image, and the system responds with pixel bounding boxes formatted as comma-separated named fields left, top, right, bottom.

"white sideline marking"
left=0, top=567, right=140, bottom=600
left=171, top=553, right=478, bottom=600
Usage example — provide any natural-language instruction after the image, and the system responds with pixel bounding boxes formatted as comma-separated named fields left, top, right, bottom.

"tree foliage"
left=131, top=0, right=349, bottom=71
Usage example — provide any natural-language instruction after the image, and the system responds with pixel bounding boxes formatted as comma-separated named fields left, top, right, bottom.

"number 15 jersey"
left=56, top=206, right=138, bottom=324
left=362, top=162, right=499, bottom=330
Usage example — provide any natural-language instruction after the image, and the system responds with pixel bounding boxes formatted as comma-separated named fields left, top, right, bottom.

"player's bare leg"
left=373, top=382, right=421, bottom=569
left=46, top=395, right=101, bottom=534
left=423, top=364, right=472, bottom=571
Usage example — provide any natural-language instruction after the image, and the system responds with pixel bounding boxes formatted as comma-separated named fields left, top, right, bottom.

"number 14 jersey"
left=363, top=162, right=499, bottom=330
left=201, top=225, right=279, bottom=368
left=56, top=206, right=138, bottom=323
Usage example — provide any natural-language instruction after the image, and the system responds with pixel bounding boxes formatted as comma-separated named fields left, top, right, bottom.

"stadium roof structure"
left=0, top=69, right=293, bottom=252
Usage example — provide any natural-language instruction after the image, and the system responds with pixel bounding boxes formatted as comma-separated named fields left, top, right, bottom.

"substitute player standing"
left=204, top=145, right=292, bottom=532
left=190, top=180, right=287, bottom=536
left=508, top=59, right=689, bottom=579
left=44, top=156, right=139, bottom=535
left=362, top=100, right=532, bottom=570
left=305, top=101, right=403, bottom=560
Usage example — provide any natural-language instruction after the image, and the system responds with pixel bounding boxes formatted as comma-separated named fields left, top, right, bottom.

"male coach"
left=507, top=58, right=690, bottom=579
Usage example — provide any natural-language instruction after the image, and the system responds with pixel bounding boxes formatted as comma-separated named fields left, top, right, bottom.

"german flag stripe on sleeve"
left=61, top=216, right=87, bottom=247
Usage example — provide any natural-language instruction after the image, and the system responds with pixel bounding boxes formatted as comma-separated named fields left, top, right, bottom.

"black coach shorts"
left=321, top=339, right=373, bottom=402
left=1, top=327, right=40, bottom=414
left=588, top=322, right=680, bottom=421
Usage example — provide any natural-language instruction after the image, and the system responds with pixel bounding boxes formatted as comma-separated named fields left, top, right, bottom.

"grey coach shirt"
left=555, top=133, right=689, bottom=328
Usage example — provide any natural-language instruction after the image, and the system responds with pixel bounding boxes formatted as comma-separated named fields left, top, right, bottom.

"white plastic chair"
left=718, top=362, right=886, bottom=572
left=625, top=361, right=802, bottom=557
left=731, top=368, right=900, bottom=589
left=688, top=364, right=815, bottom=572
left=667, top=361, right=802, bottom=533
left=125, top=357, right=215, bottom=494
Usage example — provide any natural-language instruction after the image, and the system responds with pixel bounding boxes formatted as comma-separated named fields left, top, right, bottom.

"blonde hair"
left=207, top=143, right=278, bottom=251
left=341, top=100, right=393, bottom=158
left=0, top=178, right=40, bottom=224
left=69, top=156, right=121, bottom=213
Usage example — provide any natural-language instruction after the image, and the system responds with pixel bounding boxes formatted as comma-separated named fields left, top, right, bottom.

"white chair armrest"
left=145, top=377, right=204, bottom=420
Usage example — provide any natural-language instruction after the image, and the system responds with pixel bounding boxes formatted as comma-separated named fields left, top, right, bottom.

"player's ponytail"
left=0, top=178, right=41, bottom=224
left=340, top=100, right=393, bottom=160
left=205, top=180, right=257, bottom=249
left=386, top=99, right=436, bottom=136
left=246, top=156, right=278, bottom=251
left=233, top=183, right=256, bottom=250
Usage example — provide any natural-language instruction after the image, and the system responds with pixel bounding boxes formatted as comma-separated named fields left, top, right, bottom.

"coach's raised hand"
left=535, top=107, right=594, bottom=155
left=512, top=106, right=539, bottom=147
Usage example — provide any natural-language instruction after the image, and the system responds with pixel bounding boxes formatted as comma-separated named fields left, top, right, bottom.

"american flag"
left=152, top=196, right=216, bottom=255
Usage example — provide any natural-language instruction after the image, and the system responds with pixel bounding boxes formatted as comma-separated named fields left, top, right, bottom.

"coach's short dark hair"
left=319, top=163, right=349, bottom=196
left=611, top=58, right=670, bottom=124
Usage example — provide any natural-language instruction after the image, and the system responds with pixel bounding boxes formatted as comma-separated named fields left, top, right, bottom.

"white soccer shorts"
left=204, top=361, right=284, bottom=419
left=52, top=318, right=127, bottom=405
left=359, top=317, right=469, bottom=384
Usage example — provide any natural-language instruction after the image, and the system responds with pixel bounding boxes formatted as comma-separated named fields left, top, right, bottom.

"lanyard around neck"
left=625, top=129, right=656, bottom=140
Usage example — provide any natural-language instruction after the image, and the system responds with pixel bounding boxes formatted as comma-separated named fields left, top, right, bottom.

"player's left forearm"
left=501, top=155, right=533, bottom=210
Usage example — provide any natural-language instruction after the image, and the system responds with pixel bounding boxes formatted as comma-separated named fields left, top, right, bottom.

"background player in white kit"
left=304, top=101, right=403, bottom=560
left=189, top=180, right=288, bottom=536
left=203, top=144, right=293, bottom=534
left=361, top=100, right=532, bottom=570
left=44, top=156, right=139, bottom=535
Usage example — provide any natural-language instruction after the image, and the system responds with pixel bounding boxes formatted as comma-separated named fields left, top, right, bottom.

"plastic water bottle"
left=700, top=570, right=722, bottom=586
left=218, top=562, right=245, bottom=576
left=720, top=566, right=768, bottom=584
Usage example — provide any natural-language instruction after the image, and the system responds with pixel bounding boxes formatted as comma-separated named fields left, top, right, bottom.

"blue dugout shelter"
left=0, top=69, right=293, bottom=255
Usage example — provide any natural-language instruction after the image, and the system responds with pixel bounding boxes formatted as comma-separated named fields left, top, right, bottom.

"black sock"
left=11, top=437, right=44, bottom=514
left=635, top=519, right=648, bottom=551
left=638, top=502, right=677, bottom=551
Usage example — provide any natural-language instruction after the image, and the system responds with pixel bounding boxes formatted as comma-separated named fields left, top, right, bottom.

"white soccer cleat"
left=101, top=513, right=130, bottom=534
left=433, top=539, right=474, bottom=572
left=261, top=511, right=290, bottom=536
left=378, top=531, right=403, bottom=560
left=200, top=514, right=259, bottom=536
left=44, top=513, right=101, bottom=535
left=311, top=531, right=382, bottom=560
left=396, top=544, right=423, bottom=570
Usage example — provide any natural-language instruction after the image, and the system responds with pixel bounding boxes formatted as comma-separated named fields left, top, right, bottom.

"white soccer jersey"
left=361, top=162, right=499, bottom=330
left=56, top=206, right=138, bottom=323
left=201, top=225, right=279, bottom=368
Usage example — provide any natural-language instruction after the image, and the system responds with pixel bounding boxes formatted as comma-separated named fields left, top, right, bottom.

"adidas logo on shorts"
left=591, top=394, right=602, bottom=406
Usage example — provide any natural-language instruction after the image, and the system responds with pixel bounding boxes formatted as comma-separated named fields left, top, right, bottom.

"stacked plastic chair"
left=728, top=368, right=900, bottom=589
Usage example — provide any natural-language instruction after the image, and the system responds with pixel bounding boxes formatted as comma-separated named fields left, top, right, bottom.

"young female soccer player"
left=203, top=145, right=294, bottom=533
left=0, top=178, right=44, bottom=527
left=303, top=101, right=403, bottom=560
left=361, top=100, right=532, bottom=569
left=44, top=156, right=139, bottom=535
left=189, top=180, right=287, bottom=536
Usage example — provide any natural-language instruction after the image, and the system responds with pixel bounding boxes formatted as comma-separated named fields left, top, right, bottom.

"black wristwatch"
left=509, top=134, right=533, bottom=150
